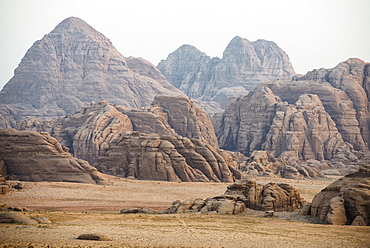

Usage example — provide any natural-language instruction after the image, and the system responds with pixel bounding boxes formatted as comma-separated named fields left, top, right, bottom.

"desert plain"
left=1, top=175, right=369, bottom=248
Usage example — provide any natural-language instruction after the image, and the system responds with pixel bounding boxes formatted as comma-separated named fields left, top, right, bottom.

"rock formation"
left=157, top=36, right=295, bottom=108
left=215, top=85, right=357, bottom=165
left=163, top=178, right=305, bottom=214
left=0, top=174, right=11, bottom=195
left=94, top=132, right=240, bottom=182
left=0, top=17, right=183, bottom=127
left=268, top=58, right=370, bottom=152
left=240, top=150, right=325, bottom=179
left=303, top=165, right=370, bottom=226
left=0, top=128, right=106, bottom=184
left=17, top=95, right=218, bottom=165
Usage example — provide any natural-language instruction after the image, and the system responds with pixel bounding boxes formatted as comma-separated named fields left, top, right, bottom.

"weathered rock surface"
left=163, top=178, right=305, bottom=214
left=94, top=132, right=240, bottom=182
left=239, top=150, right=325, bottom=179
left=269, top=58, right=370, bottom=152
left=215, top=85, right=357, bottom=165
left=0, top=174, right=11, bottom=195
left=17, top=96, right=218, bottom=165
left=304, top=165, right=370, bottom=225
left=0, top=128, right=106, bottom=184
left=157, top=37, right=295, bottom=108
left=0, top=17, right=183, bottom=127
left=150, top=96, right=218, bottom=148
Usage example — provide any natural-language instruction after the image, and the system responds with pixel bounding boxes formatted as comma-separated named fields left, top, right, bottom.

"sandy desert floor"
left=1, top=175, right=369, bottom=248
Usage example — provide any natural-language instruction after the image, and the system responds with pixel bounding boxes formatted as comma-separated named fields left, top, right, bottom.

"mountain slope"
left=0, top=17, right=183, bottom=125
left=157, top=36, right=295, bottom=108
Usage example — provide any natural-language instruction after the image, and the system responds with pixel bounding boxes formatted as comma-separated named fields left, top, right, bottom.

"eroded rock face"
left=94, top=132, right=240, bottom=182
left=17, top=96, right=218, bottom=165
left=239, top=150, right=325, bottom=179
left=215, top=86, right=356, bottom=164
left=306, top=166, right=370, bottom=225
left=157, top=36, right=295, bottom=108
left=163, top=178, right=305, bottom=214
left=150, top=96, right=218, bottom=148
left=269, top=58, right=370, bottom=152
left=0, top=128, right=106, bottom=184
left=0, top=17, right=183, bottom=127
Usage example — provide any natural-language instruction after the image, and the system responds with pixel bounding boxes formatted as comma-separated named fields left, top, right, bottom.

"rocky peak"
left=157, top=36, right=295, bottom=110
left=0, top=17, right=182, bottom=126
left=51, top=17, right=109, bottom=42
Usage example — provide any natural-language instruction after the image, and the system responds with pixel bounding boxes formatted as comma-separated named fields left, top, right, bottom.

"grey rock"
left=157, top=36, right=295, bottom=109
left=0, top=17, right=183, bottom=127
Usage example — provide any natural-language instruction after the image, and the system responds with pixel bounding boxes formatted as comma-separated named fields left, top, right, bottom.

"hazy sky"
left=1, top=0, right=369, bottom=90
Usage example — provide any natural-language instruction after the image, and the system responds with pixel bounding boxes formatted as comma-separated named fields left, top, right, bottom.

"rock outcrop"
left=240, top=150, right=325, bottom=179
left=17, top=96, right=218, bottom=165
left=303, top=166, right=370, bottom=226
left=0, top=128, right=106, bottom=184
left=268, top=58, right=370, bottom=152
left=94, top=132, right=240, bottom=182
left=215, top=85, right=356, bottom=165
left=157, top=36, right=295, bottom=108
left=0, top=17, right=183, bottom=127
left=163, top=178, right=305, bottom=214
left=0, top=174, right=11, bottom=195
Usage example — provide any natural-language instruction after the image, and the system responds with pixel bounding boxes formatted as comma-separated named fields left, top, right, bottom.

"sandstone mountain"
left=163, top=178, right=304, bottom=214
left=215, top=58, right=370, bottom=168
left=302, top=165, right=370, bottom=226
left=0, top=17, right=183, bottom=127
left=0, top=128, right=106, bottom=184
left=269, top=58, right=370, bottom=152
left=94, top=132, right=241, bottom=182
left=17, top=96, right=218, bottom=166
left=157, top=36, right=295, bottom=108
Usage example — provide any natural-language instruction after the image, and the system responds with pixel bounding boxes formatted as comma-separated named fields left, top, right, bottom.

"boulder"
left=120, top=208, right=155, bottom=214
left=77, top=233, right=112, bottom=241
left=0, top=212, right=38, bottom=225
left=0, top=128, right=106, bottom=184
left=307, top=165, right=370, bottom=225
left=163, top=178, right=305, bottom=214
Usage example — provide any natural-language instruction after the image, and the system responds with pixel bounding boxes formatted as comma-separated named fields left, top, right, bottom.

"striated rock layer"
left=215, top=85, right=355, bottom=164
left=157, top=36, right=295, bottom=108
left=303, top=166, right=370, bottom=226
left=269, top=58, right=370, bottom=152
left=94, top=132, right=241, bottom=182
left=17, top=96, right=219, bottom=166
left=0, top=17, right=183, bottom=127
left=0, top=129, right=106, bottom=184
left=163, top=178, right=305, bottom=214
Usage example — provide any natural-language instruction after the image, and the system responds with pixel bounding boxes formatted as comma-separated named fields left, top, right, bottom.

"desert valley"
left=0, top=17, right=369, bottom=248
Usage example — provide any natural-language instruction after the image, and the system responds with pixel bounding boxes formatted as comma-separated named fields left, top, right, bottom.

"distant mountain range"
left=157, top=36, right=295, bottom=108
left=0, top=16, right=369, bottom=178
